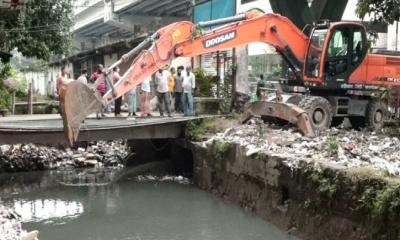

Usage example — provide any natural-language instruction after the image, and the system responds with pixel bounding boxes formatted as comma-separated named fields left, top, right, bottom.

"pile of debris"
left=135, top=175, right=191, bottom=185
left=0, top=141, right=130, bottom=173
left=0, top=204, right=38, bottom=240
left=204, top=121, right=400, bottom=176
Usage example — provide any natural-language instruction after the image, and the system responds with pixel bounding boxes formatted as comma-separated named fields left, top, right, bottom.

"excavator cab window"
left=305, top=29, right=328, bottom=78
left=323, top=25, right=366, bottom=80
left=325, top=27, right=350, bottom=76
left=352, top=30, right=364, bottom=65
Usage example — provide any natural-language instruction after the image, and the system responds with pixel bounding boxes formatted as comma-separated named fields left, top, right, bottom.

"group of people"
left=56, top=64, right=196, bottom=119
left=154, top=65, right=196, bottom=117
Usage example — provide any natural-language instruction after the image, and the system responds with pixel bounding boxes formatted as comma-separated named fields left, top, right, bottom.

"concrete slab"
left=0, top=113, right=215, bottom=145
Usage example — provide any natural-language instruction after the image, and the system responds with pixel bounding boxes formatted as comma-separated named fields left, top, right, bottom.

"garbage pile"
left=0, top=141, right=130, bottom=173
left=204, top=121, right=400, bottom=176
left=0, top=204, right=38, bottom=240
left=135, top=175, right=191, bottom=185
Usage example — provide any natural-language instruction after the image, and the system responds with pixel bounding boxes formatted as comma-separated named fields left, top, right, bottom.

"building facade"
left=46, top=0, right=192, bottom=96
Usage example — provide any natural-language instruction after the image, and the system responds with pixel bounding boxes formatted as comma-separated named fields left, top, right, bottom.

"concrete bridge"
left=0, top=114, right=212, bottom=145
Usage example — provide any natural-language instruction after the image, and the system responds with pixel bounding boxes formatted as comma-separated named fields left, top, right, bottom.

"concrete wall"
left=387, top=23, right=400, bottom=51
left=24, top=72, right=47, bottom=96
left=104, top=53, right=118, bottom=69
left=235, top=46, right=249, bottom=94
left=191, top=140, right=400, bottom=240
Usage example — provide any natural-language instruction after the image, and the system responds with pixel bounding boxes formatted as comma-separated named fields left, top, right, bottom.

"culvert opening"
left=126, top=139, right=194, bottom=178
left=280, top=186, right=290, bottom=205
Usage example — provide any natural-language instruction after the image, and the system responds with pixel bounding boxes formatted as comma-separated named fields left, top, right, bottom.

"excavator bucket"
left=60, top=81, right=103, bottom=146
left=241, top=101, right=315, bottom=138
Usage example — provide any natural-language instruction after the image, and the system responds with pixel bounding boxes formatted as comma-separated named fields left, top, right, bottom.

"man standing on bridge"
left=155, top=69, right=172, bottom=117
left=140, top=76, right=151, bottom=117
left=56, top=66, right=72, bottom=97
left=182, top=66, right=195, bottom=116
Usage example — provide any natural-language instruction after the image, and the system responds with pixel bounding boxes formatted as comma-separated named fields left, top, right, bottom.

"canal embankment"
left=185, top=117, right=400, bottom=240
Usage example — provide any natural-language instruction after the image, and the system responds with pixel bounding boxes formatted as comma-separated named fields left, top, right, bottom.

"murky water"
left=0, top=170, right=296, bottom=240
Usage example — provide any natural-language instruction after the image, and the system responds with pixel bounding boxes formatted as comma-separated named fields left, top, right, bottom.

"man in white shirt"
left=182, top=66, right=195, bottom=116
left=155, top=69, right=172, bottom=117
left=76, top=69, right=88, bottom=85
left=140, top=76, right=152, bottom=117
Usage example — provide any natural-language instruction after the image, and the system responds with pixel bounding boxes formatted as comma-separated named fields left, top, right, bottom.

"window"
left=352, top=29, right=364, bottom=65
left=327, top=29, right=350, bottom=58
left=325, top=28, right=350, bottom=76
left=305, top=29, right=328, bottom=78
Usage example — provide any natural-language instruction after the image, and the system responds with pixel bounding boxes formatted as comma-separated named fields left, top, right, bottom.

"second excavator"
left=61, top=9, right=400, bottom=145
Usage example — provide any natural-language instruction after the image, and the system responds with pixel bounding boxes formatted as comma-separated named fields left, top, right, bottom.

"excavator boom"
left=61, top=11, right=311, bottom=145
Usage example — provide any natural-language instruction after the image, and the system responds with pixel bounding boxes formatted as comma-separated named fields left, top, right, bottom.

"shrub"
left=325, top=136, right=338, bottom=157
left=0, top=63, right=28, bottom=110
left=193, top=68, right=215, bottom=97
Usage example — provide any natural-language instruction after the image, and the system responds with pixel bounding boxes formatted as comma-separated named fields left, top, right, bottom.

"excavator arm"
left=61, top=10, right=311, bottom=145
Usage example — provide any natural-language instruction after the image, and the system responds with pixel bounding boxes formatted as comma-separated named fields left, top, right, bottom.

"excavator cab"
left=304, top=22, right=368, bottom=87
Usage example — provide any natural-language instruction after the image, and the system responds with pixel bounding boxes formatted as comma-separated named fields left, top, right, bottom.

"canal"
left=0, top=169, right=297, bottom=240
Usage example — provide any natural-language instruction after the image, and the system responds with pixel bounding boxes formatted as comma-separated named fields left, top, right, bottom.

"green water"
left=0, top=170, right=297, bottom=240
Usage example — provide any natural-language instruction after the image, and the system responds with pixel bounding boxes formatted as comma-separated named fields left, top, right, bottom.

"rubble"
left=0, top=140, right=130, bottom=173
left=0, top=204, right=38, bottom=240
left=202, top=121, right=400, bottom=176
left=135, top=175, right=191, bottom=184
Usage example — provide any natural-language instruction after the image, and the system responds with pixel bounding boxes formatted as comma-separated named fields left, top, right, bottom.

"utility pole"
left=396, top=21, right=399, bottom=51
left=11, top=91, right=15, bottom=115
left=27, top=79, right=33, bottom=114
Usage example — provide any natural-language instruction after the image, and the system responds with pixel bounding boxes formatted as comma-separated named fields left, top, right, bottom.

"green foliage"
left=186, top=118, right=217, bottom=142
left=0, top=0, right=73, bottom=60
left=26, top=59, right=48, bottom=72
left=0, top=64, right=11, bottom=110
left=32, top=94, right=51, bottom=102
left=325, top=136, right=338, bottom=157
left=270, top=65, right=282, bottom=78
left=6, top=67, right=27, bottom=93
left=211, top=141, right=230, bottom=162
left=358, top=184, right=400, bottom=221
left=356, top=0, right=400, bottom=23
left=193, top=68, right=214, bottom=97
left=303, top=163, right=400, bottom=237
left=0, top=89, right=10, bottom=110
left=307, top=167, right=338, bottom=207
left=0, top=63, right=27, bottom=110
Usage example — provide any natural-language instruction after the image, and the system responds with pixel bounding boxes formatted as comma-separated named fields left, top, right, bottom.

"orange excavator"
left=61, top=9, right=400, bottom=145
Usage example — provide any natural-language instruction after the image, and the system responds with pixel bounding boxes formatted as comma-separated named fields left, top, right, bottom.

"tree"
left=0, top=0, right=73, bottom=61
left=356, top=0, right=400, bottom=23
